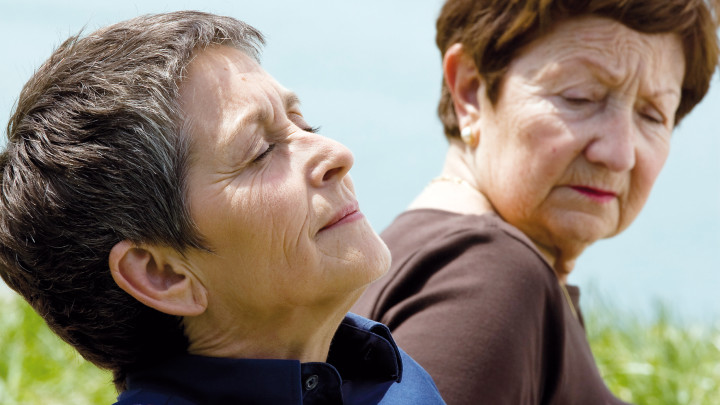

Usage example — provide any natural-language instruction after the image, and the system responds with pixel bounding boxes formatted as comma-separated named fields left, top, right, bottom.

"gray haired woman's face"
left=466, top=16, right=684, bottom=257
left=177, top=46, right=390, bottom=322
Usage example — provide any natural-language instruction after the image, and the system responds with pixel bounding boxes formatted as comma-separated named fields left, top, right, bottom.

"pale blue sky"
left=2, top=0, right=718, bottom=322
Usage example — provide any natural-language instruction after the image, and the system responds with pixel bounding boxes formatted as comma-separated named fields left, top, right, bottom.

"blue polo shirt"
left=114, top=313, right=445, bottom=404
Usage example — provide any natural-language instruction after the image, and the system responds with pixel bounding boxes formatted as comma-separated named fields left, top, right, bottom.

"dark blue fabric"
left=113, top=313, right=445, bottom=405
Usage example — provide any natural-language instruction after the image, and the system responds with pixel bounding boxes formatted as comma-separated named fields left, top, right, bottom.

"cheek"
left=245, top=163, right=309, bottom=224
left=628, top=145, right=669, bottom=205
left=249, top=185, right=309, bottom=239
left=485, top=114, right=584, bottom=227
left=617, top=143, right=669, bottom=234
left=255, top=182, right=316, bottom=263
left=497, top=115, right=578, bottom=187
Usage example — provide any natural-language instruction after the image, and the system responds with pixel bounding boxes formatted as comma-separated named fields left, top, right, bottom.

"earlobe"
left=109, top=240, right=207, bottom=317
left=443, top=43, right=483, bottom=144
left=460, top=127, right=479, bottom=148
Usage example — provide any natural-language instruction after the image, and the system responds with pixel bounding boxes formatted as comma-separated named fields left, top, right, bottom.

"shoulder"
left=382, top=209, right=557, bottom=293
left=379, top=347, right=447, bottom=404
left=354, top=211, right=570, bottom=403
left=353, top=209, right=563, bottom=328
left=334, top=313, right=445, bottom=404
left=384, top=210, right=545, bottom=261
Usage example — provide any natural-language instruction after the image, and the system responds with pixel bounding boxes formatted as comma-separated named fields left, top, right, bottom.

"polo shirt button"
left=304, top=374, right=319, bottom=390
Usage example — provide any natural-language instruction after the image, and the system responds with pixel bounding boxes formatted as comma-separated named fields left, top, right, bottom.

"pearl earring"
left=460, top=127, right=473, bottom=145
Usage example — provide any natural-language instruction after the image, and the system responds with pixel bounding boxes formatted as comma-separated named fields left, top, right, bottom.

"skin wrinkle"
left=177, top=45, right=390, bottom=361
left=528, top=36, right=676, bottom=117
left=428, top=16, right=685, bottom=281
left=0, top=14, right=272, bottom=390
left=528, top=24, right=681, bottom=123
left=548, top=22, right=675, bottom=273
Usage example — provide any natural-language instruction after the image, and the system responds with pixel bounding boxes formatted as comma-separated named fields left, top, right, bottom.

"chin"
left=360, top=236, right=392, bottom=282
left=321, top=229, right=390, bottom=295
left=363, top=226, right=391, bottom=274
left=556, top=226, right=607, bottom=247
left=356, top=227, right=392, bottom=284
left=550, top=212, right=617, bottom=243
left=371, top=240, right=392, bottom=280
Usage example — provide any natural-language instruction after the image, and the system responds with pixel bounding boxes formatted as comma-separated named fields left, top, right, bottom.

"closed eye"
left=562, top=96, right=593, bottom=106
left=287, top=109, right=320, bottom=134
left=641, top=113, right=663, bottom=124
left=252, top=143, right=275, bottom=163
left=559, top=86, right=605, bottom=108
left=638, top=106, right=665, bottom=125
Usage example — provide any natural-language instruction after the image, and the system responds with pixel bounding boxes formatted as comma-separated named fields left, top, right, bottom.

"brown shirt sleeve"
left=352, top=210, right=629, bottom=405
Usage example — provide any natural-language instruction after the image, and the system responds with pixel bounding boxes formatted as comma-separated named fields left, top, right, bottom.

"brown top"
left=352, top=209, right=629, bottom=405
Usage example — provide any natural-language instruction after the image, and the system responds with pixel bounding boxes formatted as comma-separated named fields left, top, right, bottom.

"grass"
left=586, top=300, right=720, bottom=405
left=1, top=292, right=718, bottom=404
left=0, top=295, right=116, bottom=405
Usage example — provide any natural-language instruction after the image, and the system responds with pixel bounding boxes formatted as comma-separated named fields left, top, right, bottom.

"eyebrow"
left=206, top=92, right=304, bottom=169
left=243, top=92, right=301, bottom=127
left=558, top=56, right=681, bottom=99
left=645, top=88, right=681, bottom=100
left=284, top=92, right=301, bottom=111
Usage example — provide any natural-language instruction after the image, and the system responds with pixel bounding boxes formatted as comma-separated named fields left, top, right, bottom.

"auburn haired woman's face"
left=472, top=16, right=684, bottom=253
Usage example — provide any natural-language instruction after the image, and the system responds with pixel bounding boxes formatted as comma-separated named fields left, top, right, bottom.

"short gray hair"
left=0, top=11, right=264, bottom=390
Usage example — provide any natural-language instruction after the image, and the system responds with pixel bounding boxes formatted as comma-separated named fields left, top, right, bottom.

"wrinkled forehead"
left=178, top=45, right=289, bottom=149
left=516, top=16, right=685, bottom=90
left=180, top=45, right=279, bottom=117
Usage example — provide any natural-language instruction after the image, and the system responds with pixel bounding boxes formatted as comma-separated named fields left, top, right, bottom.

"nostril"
left=322, top=167, right=343, bottom=182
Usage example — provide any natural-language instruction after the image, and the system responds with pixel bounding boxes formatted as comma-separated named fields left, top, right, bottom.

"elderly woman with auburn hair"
left=0, top=11, right=444, bottom=405
left=353, top=0, right=719, bottom=404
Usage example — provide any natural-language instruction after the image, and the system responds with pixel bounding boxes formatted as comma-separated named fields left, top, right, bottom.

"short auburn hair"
left=436, top=0, right=720, bottom=138
left=0, top=11, right=263, bottom=390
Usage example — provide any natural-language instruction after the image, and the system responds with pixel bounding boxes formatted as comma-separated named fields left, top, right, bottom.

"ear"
left=109, top=240, right=207, bottom=316
left=443, top=43, right=483, bottom=145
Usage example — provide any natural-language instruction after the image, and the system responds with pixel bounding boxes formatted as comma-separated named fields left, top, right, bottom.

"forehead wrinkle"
left=638, top=35, right=684, bottom=101
left=533, top=23, right=681, bottom=98
left=235, top=104, right=272, bottom=136
left=220, top=75, right=274, bottom=141
left=229, top=90, right=300, bottom=145
left=567, top=36, right=641, bottom=89
left=205, top=69, right=301, bottom=159
left=207, top=102, right=269, bottom=167
left=237, top=85, right=299, bottom=131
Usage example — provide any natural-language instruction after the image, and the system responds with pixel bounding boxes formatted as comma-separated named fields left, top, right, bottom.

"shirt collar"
left=122, top=313, right=403, bottom=404
left=329, top=312, right=403, bottom=383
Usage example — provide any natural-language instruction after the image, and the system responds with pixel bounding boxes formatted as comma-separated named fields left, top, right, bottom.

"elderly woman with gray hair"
left=0, top=11, right=444, bottom=405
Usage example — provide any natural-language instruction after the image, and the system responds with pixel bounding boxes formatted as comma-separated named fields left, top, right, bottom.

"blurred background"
left=1, top=1, right=719, bottom=403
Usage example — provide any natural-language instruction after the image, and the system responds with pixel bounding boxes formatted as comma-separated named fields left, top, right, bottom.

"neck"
left=409, top=140, right=494, bottom=215
left=417, top=139, right=581, bottom=281
left=532, top=243, right=577, bottom=283
left=184, top=291, right=360, bottom=363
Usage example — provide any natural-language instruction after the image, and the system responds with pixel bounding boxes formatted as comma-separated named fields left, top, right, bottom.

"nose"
left=305, top=134, right=354, bottom=188
left=584, top=109, right=636, bottom=172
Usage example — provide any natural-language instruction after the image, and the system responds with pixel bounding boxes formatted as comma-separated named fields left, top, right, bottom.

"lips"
left=319, top=201, right=363, bottom=232
left=570, top=186, right=617, bottom=202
